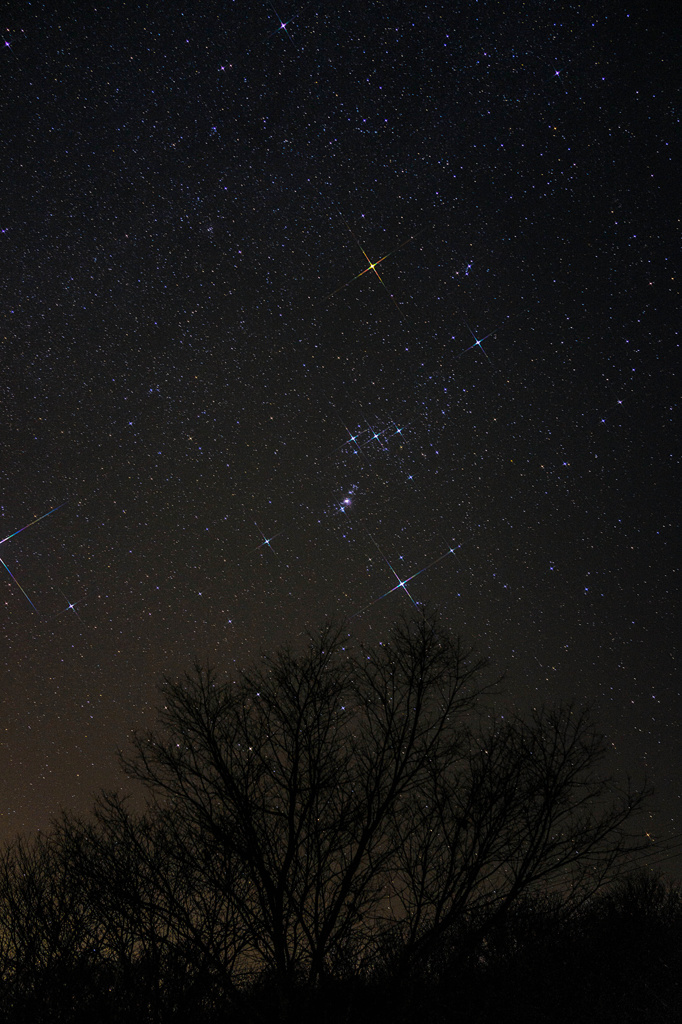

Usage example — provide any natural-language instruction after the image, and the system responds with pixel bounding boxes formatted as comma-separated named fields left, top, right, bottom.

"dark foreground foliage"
left=1, top=615, right=668, bottom=1023
left=1, top=873, right=680, bottom=1024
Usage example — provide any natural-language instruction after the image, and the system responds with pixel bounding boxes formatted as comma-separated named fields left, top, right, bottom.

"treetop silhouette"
left=121, top=612, right=646, bottom=986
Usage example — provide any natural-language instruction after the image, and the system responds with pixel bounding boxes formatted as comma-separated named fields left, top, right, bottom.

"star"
left=265, top=2, right=301, bottom=48
left=325, top=215, right=425, bottom=317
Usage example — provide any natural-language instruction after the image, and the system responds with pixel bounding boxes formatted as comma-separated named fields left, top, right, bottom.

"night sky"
left=1, top=2, right=679, bottom=871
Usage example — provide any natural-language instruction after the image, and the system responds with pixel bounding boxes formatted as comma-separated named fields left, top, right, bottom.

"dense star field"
left=0, top=2, right=678, bottom=869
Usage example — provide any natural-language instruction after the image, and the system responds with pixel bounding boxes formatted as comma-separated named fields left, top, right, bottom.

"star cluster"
left=0, top=2, right=678, bottom=871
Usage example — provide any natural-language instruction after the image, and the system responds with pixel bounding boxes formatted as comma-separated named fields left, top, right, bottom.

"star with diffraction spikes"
left=458, top=322, right=500, bottom=364
left=329, top=401, right=413, bottom=458
left=334, top=426, right=365, bottom=457
left=455, top=308, right=530, bottom=366
left=329, top=407, right=367, bottom=457
left=253, top=521, right=283, bottom=555
left=2, top=29, right=24, bottom=61
left=265, top=2, right=304, bottom=48
left=53, top=590, right=85, bottom=621
left=351, top=533, right=463, bottom=618
left=325, top=215, right=425, bottom=318
left=372, top=418, right=413, bottom=448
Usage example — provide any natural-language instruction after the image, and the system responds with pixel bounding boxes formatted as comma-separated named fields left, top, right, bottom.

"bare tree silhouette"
left=121, top=613, right=646, bottom=988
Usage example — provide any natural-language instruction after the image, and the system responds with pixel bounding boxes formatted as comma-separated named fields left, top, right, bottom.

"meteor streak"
left=0, top=501, right=66, bottom=613
left=0, top=502, right=66, bottom=546
left=0, top=558, right=39, bottom=612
